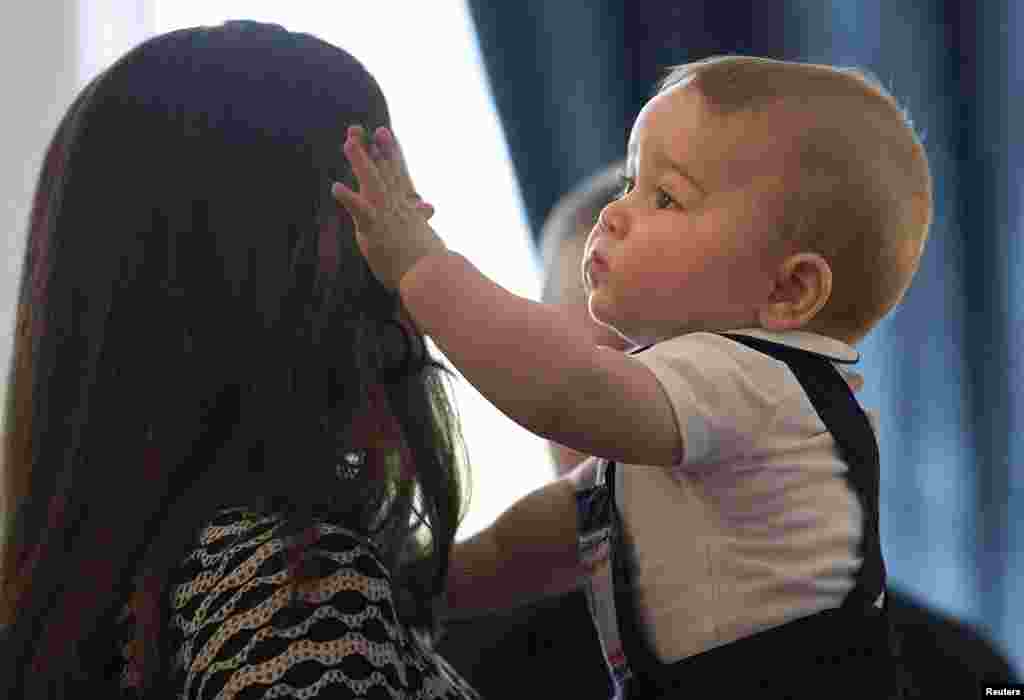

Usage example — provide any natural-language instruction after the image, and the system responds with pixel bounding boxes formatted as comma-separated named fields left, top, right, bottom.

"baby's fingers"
left=373, top=127, right=434, bottom=218
left=343, top=125, right=384, bottom=200
left=331, top=180, right=374, bottom=229
left=371, top=127, right=407, bottom=191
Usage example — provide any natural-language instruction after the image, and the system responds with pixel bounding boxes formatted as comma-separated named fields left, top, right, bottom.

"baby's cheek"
left=624, top=245, right=673, bottom=279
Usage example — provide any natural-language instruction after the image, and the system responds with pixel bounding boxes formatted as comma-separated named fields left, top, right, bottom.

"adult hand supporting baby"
left=332, top=125, right=447, bottom=290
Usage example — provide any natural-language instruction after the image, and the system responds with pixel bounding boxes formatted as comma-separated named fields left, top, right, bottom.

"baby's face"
left=583, top=81, right=796, bottom=345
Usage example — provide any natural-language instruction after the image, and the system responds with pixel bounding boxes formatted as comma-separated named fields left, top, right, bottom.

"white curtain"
left=0, top=0, right=80, bottom=485
left=78, top=0, right=156, bottom=88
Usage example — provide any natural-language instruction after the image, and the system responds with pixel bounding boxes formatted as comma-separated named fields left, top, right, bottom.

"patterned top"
left=115, top=507, right=480, bottom=699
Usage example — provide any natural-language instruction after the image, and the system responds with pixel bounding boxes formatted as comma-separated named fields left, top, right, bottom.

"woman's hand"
left=332, top=125, right=446, bottom=290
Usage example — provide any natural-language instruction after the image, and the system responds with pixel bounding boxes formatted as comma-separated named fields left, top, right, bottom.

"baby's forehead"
left=629, top=87, right=802, bottom=191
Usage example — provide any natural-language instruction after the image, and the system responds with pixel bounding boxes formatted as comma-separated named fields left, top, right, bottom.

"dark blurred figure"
left=889, top=592, right=1020, bottom=697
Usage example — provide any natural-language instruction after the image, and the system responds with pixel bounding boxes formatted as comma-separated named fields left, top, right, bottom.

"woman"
left=0, top=20, right=478, bottom=699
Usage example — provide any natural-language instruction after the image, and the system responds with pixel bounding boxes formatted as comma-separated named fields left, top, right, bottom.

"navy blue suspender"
left=577, top=334, right=907, bottom=699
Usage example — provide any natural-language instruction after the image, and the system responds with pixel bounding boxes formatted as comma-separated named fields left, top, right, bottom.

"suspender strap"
left=576, top=459, right=633, bottom=697
left=603, top=333, right=902, bottom=698
left=718, top=333, right=886, bottom=606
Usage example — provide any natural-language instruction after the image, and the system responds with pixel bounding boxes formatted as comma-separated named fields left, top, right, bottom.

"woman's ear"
left=758, top=252, right=832, bottom=331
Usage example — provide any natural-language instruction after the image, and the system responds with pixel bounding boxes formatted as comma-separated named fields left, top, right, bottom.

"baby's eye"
left=616, top=173, right=678, bottom=210
left=655, top=188, right=677, bottom=209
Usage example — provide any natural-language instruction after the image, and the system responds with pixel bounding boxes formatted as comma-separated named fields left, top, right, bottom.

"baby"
left=333, top=55, right=931, bottom=699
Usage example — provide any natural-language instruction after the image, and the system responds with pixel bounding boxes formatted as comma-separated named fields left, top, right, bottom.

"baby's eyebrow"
left=655, top=152, right=706, bottom=196
left=626, top=141, right=707, bottom=197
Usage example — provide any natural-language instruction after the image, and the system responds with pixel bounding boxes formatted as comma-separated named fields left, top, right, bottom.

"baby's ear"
left=758, top=252, right=832, bottom=331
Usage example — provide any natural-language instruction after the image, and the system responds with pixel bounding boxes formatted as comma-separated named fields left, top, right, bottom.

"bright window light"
left=81, top=1, right=555, bottom=540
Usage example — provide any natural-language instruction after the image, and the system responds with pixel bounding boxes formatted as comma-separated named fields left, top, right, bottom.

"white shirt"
left=621, top=329, right=870, bottom=662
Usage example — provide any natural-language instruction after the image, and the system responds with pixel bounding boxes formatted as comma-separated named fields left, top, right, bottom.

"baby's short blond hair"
left=658, top=56, right=933, bottom=343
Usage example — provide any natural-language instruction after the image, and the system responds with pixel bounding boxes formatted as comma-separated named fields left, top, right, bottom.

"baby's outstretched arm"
left=333, top=126, right=683, bottom=468
left=440, top=458, right=598, bottom=620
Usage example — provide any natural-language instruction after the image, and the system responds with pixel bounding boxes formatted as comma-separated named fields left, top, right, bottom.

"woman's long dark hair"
left=0, top=20, right=468, bottom=697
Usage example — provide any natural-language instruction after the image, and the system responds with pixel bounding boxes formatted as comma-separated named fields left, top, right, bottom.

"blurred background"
left=2, top=0, right=1019, bottom=676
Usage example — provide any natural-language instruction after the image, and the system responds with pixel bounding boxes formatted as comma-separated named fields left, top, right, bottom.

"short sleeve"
left=629, top=333, right=793, bottom=468
left=150, top=508, right=479, bottom=700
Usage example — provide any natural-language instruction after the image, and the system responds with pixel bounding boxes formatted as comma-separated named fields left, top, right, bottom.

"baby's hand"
left=332, top=125, right=446, bottom=290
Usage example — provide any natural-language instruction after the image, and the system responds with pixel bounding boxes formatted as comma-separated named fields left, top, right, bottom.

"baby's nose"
left=596, top=209, right=620, bottom=238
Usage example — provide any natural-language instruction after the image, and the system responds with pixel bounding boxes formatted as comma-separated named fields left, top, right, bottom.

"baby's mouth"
left=585, top=255, right=608, bottom=289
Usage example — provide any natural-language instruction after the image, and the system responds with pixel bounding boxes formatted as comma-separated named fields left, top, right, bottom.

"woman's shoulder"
left=186, top=505, right=389, bottom=582
left=168, top=506, right=394, bottom=624
left=119, top=506, right=480, bottom=699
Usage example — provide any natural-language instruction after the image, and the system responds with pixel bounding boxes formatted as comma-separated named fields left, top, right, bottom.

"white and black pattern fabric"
left=115, top=507, right=481, bottom=700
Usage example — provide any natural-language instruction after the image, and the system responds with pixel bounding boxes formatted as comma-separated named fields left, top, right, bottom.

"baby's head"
left=583, top=55, right=932, bottom=345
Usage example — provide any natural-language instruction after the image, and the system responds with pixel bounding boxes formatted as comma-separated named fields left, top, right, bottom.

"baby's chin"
left=586, top=314, right=636, bottom=348
left=592, top=323, right=633, bottom=351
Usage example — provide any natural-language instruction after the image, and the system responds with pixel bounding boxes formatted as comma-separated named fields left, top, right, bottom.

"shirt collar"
left=628, top=328, right=860, bottom=364
left=721, top=328, right=860, bottom=364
